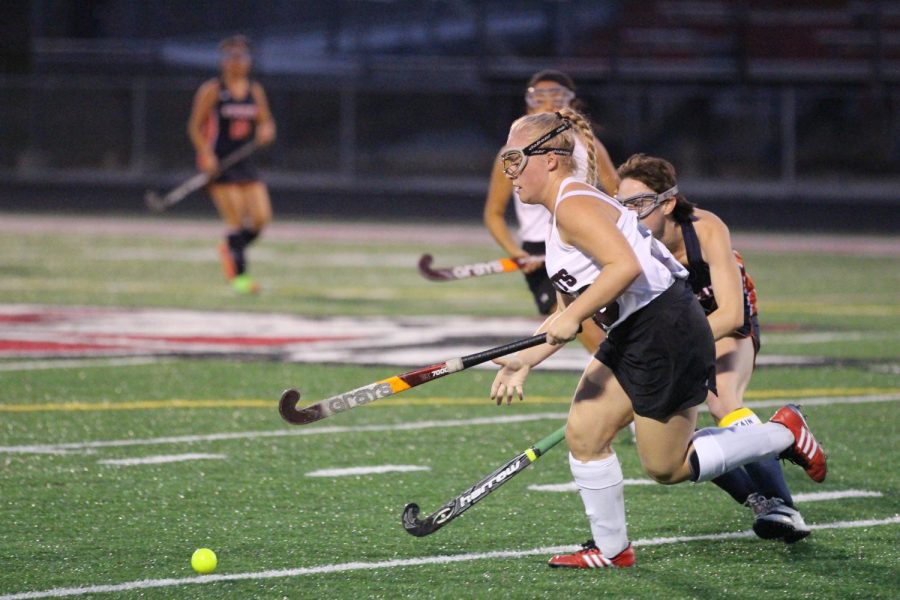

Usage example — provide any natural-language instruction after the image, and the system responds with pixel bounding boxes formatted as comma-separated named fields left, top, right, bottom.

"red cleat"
left=770, top=404, right=827, bottom=483
left=548, top=540, right=635, bottom=569
left=218, top=241, right=237, bottom=281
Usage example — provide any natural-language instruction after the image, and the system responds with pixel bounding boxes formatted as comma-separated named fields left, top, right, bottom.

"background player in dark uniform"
left=617, top=153, right=810, bottom=542
left=187, top=35, right=276, bottom=294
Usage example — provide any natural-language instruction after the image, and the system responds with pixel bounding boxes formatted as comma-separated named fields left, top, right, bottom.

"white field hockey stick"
left=144, top=141, right=258, bottom=212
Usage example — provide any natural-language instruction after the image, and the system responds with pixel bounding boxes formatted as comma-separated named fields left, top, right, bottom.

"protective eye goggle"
left=616, top=185, right=679, bottom=218
left=525, top=86, right=575, bottom=110
left=499, top=122, right=572, bottom=179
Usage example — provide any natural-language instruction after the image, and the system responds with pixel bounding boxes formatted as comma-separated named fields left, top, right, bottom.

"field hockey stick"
left=417, top=253, right=546, bottom=282
left=279, top=333, right=548, bottom=425
left=144, top=141, right=259, bottom=212
left=402, top=424, right=566, bottom=537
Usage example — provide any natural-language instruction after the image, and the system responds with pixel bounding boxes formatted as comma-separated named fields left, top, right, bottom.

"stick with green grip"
left=402, top=424, right=566, bottom=536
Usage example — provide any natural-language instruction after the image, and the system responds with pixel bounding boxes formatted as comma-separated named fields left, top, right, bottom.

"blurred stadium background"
left=2, top=0, right=898, bottom=229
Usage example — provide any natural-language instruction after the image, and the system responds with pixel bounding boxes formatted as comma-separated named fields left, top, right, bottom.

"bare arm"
left=549, top=187, right=641, bottom=344
left=251, top=82, right=276, bottom=146
left=697, top=213, right=745, bottom=340
left=483, top=158, right=525, bottom=256
left=592, top=135, right=620, bottom=196
left=187, top=80, right=219, bottom=172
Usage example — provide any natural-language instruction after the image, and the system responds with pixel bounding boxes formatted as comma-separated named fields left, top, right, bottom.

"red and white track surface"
left=0, top=304, right=829, bottom=371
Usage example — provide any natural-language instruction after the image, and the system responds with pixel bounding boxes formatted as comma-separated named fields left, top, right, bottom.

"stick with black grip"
left=279, top=333, right=548, bottom=425
left=402, top=425, right=566, bottom=536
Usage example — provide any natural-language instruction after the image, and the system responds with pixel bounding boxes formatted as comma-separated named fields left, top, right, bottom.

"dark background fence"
left=2, top=0, right=898, bottom=230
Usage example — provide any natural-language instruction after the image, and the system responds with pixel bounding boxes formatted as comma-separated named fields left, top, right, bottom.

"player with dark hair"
left=482, top=70, right=617, bottom=351
left=616, top=153, right=809, bottom=542
left=490, top=108, right=827, bottom=568
left=187, top=34, right=276, bottom=294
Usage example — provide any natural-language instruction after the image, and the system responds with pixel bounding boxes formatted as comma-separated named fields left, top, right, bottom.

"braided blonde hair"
left=508, top=107, right=599, bottom=187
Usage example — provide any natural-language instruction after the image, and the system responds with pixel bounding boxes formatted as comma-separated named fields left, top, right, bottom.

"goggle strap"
left=523, top=122, right=571, bottom=155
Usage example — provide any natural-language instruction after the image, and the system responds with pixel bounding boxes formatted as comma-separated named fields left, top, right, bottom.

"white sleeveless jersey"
left=545, top=177, right=688, bottom=330
left=513, top=137, right=590, bottom=243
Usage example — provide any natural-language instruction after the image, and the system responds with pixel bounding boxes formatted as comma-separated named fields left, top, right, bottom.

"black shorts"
left=214, top=158, right=259, bottom=184
left=521, top=241, right=556, bottom=315
left=595, top=278, right=716, bottom=421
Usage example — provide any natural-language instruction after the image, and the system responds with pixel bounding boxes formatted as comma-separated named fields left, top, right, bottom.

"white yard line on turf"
left=306, top=465, right=430, bottom=477
left=0, top=413, right=569, bottom=455
left=529, top=482, right=885, bottom=502
left=1, top=392, right=898, bottom=456
left=529, top=480, right=655, bottom=492
left=793, top=490, right=884, bottom=502
left=1, top=516, right=896, bottom=600
left=744, top=394, right=900, bottom=410
left=97, top=453, right=226, bottom=466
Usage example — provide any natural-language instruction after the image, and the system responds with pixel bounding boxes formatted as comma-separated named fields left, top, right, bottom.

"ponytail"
left=556, top=108, right=599, bottom=187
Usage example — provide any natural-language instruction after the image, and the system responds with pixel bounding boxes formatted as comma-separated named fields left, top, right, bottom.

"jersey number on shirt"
left=229, top=119, right=252, bottom=140
left=550, top=268, right=577, bottom=293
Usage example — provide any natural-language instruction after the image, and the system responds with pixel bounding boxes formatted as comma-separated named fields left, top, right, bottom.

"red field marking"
left=0, top=340, right=122, bottom=352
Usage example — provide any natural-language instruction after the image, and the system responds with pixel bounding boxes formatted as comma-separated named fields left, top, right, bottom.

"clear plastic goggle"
left=525, top=86, right=575, bottom=110
left=616, top=185, right=679, bottom=218
left=500, top=122, right=572, bottom=179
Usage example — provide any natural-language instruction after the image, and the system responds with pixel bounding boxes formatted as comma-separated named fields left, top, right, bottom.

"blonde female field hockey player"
left=482, top=70, right=617, bottom=352
left=489, top=108, right=827, bottom=568
left=187, top=35, right=276, bottom=294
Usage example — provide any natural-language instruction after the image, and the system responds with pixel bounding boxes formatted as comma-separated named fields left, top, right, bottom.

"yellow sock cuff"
left=717, top=407, right=760, bottom=428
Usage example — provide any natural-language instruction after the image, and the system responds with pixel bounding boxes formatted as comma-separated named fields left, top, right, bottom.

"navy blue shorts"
left=595, top=279, right=717, bottom=420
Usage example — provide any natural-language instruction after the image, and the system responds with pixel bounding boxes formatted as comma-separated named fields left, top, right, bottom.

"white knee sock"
left=569, top=452, right=628, bottom=557
left=691, top=423, right=793, bottom=482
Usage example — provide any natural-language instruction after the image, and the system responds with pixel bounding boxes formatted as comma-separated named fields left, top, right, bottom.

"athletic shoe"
left=548, top=539, right=635, bottom=569
left=746, top=493, right=811, bottom=544
left=232, top=274, right=260, bottom=295
left=769, top=404, right=827, bottom=482
left=218, top=241, right=237, bottom=281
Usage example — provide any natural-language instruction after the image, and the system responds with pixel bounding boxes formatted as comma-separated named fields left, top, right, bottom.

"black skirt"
left=521, top=241, right=556, bottom=316
left=214, top=157, right=260, bottom=184
left=595, top=278, right=716, bottom=420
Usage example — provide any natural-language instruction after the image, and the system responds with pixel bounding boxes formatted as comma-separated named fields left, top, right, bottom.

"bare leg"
left=711, top=336, right=797, bottom=508
left=707, top=336, right=755, bottom=421
left=209, top=184, right=247, bottom=229
left=633, top=407, right=699, bottom=484
left=575, top=318, right=605, bottom=354
left=565, top=359, right=634, bottom=558
left=566, top=359, right=633, bottom=461
left=241, top=182, right=272, bottom=232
